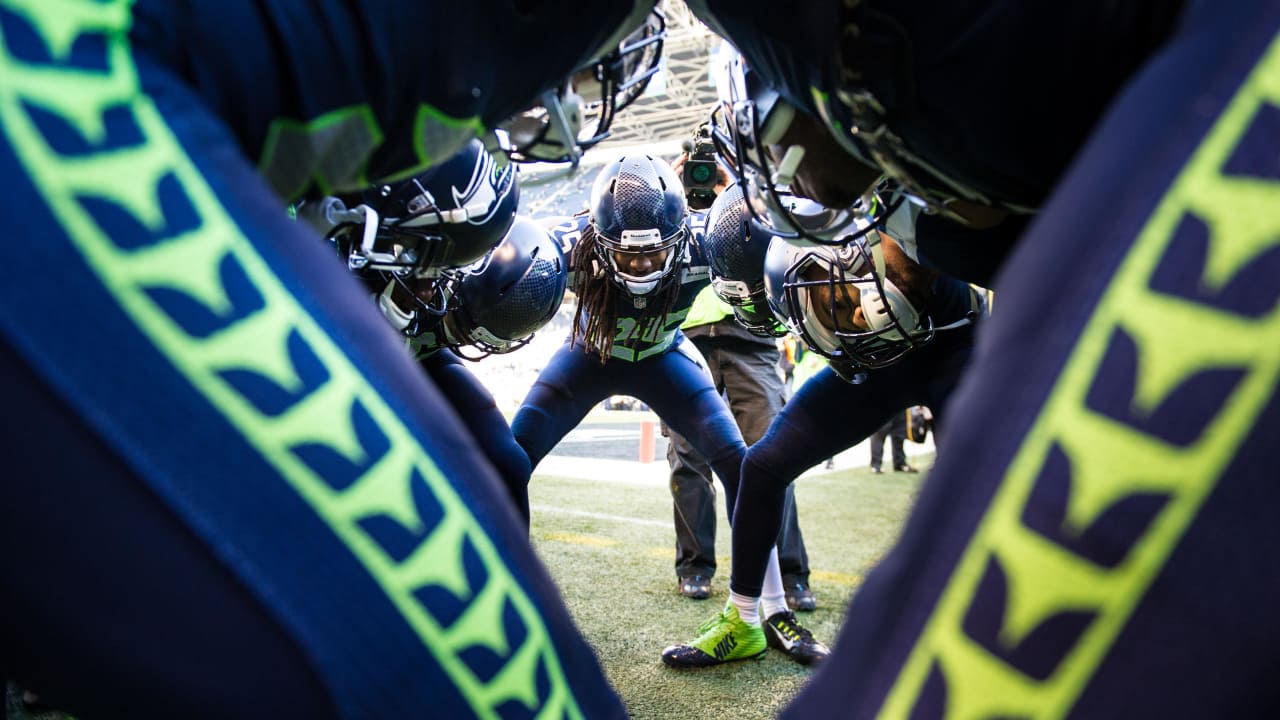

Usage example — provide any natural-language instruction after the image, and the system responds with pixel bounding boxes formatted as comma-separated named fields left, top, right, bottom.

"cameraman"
left=675, top=123, right=724, bottom=210
left=664, top=145, right=816, bottom=611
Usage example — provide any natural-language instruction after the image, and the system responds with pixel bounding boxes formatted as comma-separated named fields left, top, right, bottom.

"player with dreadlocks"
left=511, top=155, right=828, bottom=667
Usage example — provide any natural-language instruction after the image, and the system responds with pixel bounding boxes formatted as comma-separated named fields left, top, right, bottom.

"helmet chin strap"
left=857, top=229, right=914, bottom=335
left=865, top=227, right=887, bottom=280
left=770, top=144, right=805, bottom=189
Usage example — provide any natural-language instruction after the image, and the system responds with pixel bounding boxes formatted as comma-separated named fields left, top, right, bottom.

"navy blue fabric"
left=0, top=6, right=625, bottom=717
left=731, top=317, right=975, bottom=598
left=128, top=0, right=640, bottom=191
left=513, top=336, right=748, bottom=517
left=422, top=350, right=533, bottom=527
left=782, top=0, right=1280, bottom=717
left=0, top=341, right=338, bottom=720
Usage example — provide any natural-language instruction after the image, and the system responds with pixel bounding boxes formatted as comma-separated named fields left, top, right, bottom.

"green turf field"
left=530, top=459, right=926, bottom=719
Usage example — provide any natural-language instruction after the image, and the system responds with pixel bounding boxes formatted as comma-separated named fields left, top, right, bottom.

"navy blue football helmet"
left=763, top=231, right=932, bottom=380
left=708, top=50, right=898, bottom=245
left=497, top=8, right=665, bottom=169
left=588, top=155, right=689, bottom=296
left=341, top=139, right=519, bottom=278
left=443, top=217, right=569, bottom=358
left=702, top=183, right=786, bottom=336
left=315, top=139, right=520, bottom=336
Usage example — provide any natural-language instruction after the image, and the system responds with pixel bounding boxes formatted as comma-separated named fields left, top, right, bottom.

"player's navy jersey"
left=927, top=273, right=984, bottom=330
left=0, top=2, right=635, bottom=714
left=688, top=0, right=1184, bottom=210
left=127, top=0, right=647, bottom=201
left=546, top=212, right=712, bottom=362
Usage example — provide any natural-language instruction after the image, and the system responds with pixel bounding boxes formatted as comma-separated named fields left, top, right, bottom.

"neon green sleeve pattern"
left=879, top=33, right=1280, bottom=719
left=0, top=1, right=585, bottom=716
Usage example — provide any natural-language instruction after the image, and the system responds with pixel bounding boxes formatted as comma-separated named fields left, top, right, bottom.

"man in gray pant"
left=666, top=288, right=815, bottom=610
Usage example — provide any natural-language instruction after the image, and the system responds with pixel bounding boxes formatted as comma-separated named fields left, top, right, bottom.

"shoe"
left=895, top=464, right=918, bottom=473
left=678, top=575, right=711, bottom=600
left=661, top=603, right=768, bottom=668
left=764, top=610, right=831, bottom=667
left=785, top=581, right=817, bottom=612
left=870, top=466, right=884, bottom=474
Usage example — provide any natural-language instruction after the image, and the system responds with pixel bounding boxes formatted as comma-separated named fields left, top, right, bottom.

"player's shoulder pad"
left=684, top=214, right=711, bottom=278
left=542, top=213, right=590, bottom=257
left=681, top=238, right=711, bottom=284
left=687, top=209, right=710, bottom=238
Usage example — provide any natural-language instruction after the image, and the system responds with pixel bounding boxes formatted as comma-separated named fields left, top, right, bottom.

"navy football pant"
left=730, top=327, right=974, bottom=599
left=512, top=339, right=748, bottom=519
left=423, top=351, right=533, bottom=527
left=0, top=11, right=622, bottom=719
left=666, top=335, right=810, bottom=583
left=784, top=2, right=1280, bottom=717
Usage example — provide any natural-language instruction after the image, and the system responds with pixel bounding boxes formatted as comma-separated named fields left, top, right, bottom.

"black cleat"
left=785, top=581, right=817, bottom=612
left=764, top=611, right=830, bottom=666
left=679, top=575, right=711, bottom=599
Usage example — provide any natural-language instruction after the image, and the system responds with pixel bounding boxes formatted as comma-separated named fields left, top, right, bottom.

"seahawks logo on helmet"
left=449, top=148, right=516, bottom=229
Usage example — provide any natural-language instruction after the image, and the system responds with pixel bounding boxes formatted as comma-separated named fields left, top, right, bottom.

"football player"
left=316, top=143, right=567, bottom=527
left=0, top=1, right=657, bottom=716
left=662, top=185, right=983, bottom=668
left=366, top=212, right=570, bottom=528
left=512, top=156, right=829, bottom=667
left=687, top=3, right=1280, bottom=717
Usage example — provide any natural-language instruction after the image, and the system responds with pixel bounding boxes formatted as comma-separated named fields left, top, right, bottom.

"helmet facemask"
left=392, top=269, right=466, bottom=339
left=495, top=8, right=665, bottom=170
left=593, top=225, right=687, bottom=297
left=343, top=144, right=516, bottom=278
left=776, top=237, right=933, bottom=371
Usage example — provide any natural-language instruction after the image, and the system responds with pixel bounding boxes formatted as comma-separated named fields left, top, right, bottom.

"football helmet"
left=589, top=155, right=689, bottom=296
left=702, top=183, right=786, bottom=337
left=810, top=87, right=1007, bottom=223
left=763, top=230, right=932, bottom=379
left=443, top=217, right=569, bottom=358
left=340, top=138, right=519, bottom=278
left=496, top=8, right=665, bottom=168
left=709, top=50, right=896, bottom=245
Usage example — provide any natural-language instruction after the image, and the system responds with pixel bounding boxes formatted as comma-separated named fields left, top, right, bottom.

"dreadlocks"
left=570, top=220, right=682, bottom=363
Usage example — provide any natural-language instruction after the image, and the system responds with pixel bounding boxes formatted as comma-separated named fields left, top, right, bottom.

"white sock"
left=759, top=547, right=789, bottom=619
left=730, top=591, right=759, bottom=625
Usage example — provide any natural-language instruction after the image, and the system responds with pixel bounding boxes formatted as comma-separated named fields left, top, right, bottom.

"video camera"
left=681, top=123, right=719, bottom=210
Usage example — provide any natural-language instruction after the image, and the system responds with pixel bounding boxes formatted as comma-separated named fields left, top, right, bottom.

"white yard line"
left=530, top=504, right=672, bottom=528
